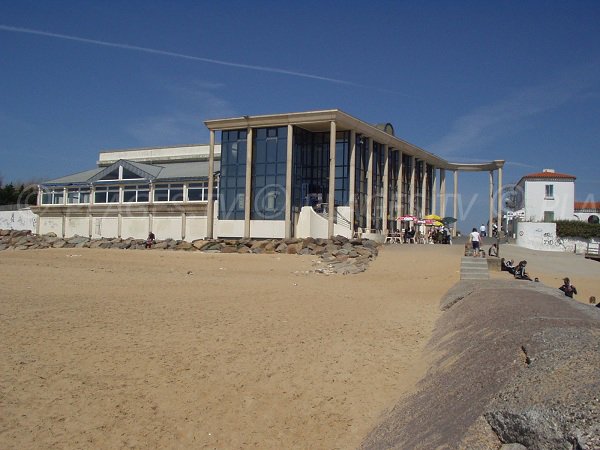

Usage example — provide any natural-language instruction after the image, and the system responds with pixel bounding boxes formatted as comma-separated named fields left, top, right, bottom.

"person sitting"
left=146, top=231, right=156, bottom=249
left=559, top=277, right=578, bottom=298
left=488, top=243, right=498, bottom=257
left=514, top=260, right=532, bottom=280
left=500, top=258, right=515, bottom=274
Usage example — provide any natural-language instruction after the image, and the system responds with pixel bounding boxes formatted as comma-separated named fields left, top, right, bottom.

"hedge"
left=555, top=220, right=600, bottom=239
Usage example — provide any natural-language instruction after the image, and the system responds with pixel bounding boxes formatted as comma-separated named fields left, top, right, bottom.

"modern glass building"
left=205, top=109, right=505, bottom=240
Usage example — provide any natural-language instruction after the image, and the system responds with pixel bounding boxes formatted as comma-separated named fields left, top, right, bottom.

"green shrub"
left=555, top=220, right=600, bottom=239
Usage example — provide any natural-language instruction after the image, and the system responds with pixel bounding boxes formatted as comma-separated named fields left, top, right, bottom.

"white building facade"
left=515, top=169, right=576, bottom=222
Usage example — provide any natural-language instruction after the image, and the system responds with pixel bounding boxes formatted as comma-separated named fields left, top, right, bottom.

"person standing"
left=559, top=277, right=578, bottom=298
left=470, top=227, right=482, bottom=255
left=479, top=223, right=486, bottom=237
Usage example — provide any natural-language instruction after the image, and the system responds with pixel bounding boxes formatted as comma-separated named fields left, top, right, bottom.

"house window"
left=545, top=184, right=554, bottom=199
left=154, top=184, right=184, bottom=202
left=94, top=186, right=120, bottom=203
left=187, top=182, right=208, bottom=201
left=543, top=211, right=555, bottom=222
left=67, top=188, right=91, bottom=204
left=123, top=185, right=150, bottom=203
left=41, top=188, right=65, bottom=205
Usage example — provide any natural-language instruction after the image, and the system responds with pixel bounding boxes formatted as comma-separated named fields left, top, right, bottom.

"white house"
left=574, top=201, right=600, bottom=224
left=515, top=169, right=576, bottom=222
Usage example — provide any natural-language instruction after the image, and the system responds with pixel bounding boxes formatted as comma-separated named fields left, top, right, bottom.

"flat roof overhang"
left=204, top=109, right=504, bottom=171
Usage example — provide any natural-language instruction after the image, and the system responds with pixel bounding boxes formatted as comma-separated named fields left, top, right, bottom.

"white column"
left=244, top=127, right=253, bottom=239
left=181, top=212, right=186, bottom=240
left=421, top=163, right=428, bottom=216
left=382, top=144, right=389, bottom=235
left=440, top=169, right=446, bottom=218
left=453, top=170, right=458, bottom=237
left=366, top=138, right=374, bottom=231
left=497, top=166, right=503, bottom=234
left=207, top=129, right=215, bottom=239
left=349, top=130, right=356, bottom=235
left=397, top=151, right=403, bottom=217
left=409, top=156, right=416, bottom=216
left=118, top=212, right=122, bottom=238
left=285, top=124, right=293, bottom=239
left=431, top=166, right=437, bottom=216
left=489, top=170, right=494, bottom=236
left=327, top=121, right=336, bottom=238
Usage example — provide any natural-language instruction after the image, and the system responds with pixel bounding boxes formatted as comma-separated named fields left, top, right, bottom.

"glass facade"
left=371, top=142, right=385, bottom=231
left=251, top=127, right=287, bottom=220
left=354, top=135, right=369, bottom=230
left=401, top=153, right=412, bottom=216
left=388, top=150, right=400, bottom=230
left=219, top=129, right=247, bottom=220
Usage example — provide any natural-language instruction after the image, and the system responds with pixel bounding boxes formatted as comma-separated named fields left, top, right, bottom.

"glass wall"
left=219, top=129, right=247, bottom=220
left=354, top=135, right=369, bottom=230
left=388, top=150, right=400, bottom=231
left=371, top=142, right=385, bottom=231
left=251, top=127, right=287, bottom=220
left=415, top=159, right=424, bottom=216
left=401, top=154, right=412, bottom=216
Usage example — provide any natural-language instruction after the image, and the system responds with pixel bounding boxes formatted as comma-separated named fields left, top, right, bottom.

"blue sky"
left=1, top=0, right=599, bottom=229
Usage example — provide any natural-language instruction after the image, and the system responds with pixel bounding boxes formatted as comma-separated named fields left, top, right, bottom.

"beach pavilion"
left=34, top=109, right=505, bottom=241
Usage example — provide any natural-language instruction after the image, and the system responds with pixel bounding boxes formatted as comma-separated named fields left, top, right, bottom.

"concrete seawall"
left=361, top=279, right=600, bottom=449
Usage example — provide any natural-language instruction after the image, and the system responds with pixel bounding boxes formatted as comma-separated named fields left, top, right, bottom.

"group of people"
left=500, top=258, right=535, bottom=281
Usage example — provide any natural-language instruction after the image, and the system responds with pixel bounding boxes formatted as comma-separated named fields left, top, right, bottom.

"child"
left=559, top=277, right=577, bottom=298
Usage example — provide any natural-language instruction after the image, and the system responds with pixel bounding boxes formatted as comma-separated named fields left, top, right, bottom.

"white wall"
left=215, top=219, right=245, bottom=238
left=65, top=217, right=89, bottom=237
left=524, top=180, right=575, bottom=221
left=152, top=216, right=182, bottom=241
left=515, top=222, right=563, bottom=252
left=185, top=216, right=207, bottom=241
left=39, top=216, right=62, bottom=236
left=122, top=217, right=149, bottom=239
left=250, top=220, right=285, bottom=239
left=92, top=216, right=118, bottom=239
left=296, top=207, right=328, bottom=239
left=0, top=209, right=37, bottom=231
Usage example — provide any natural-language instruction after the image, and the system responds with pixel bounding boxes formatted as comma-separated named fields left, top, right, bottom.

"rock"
left=192, top=239, right=211, bottom=250
left=286, top=244, right=299, bottom=254
left=275, top=243, right=287, bottom=253
left=52, top=240, right=66, bottom=248
left=175, top=241, right=193, bottom=250
left=44, top=232, right=57, bottom=238
left=237, top=246, right=251, bottom=254
left=153, top=241, right=168, bottom=249
left=500, top=444, right=528, bottom=450
left=67, top=236, right=89, bottom=245
left=221, top=246, right=238, bottom=253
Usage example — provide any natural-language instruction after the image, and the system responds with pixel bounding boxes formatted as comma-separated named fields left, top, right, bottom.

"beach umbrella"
left=424, top=214, right=442, bottom=221
left=397, top=215, right=417, bottom=222
left=424, top=219, right=443, bottom=226
left=442, top=216, right=457, bottom=225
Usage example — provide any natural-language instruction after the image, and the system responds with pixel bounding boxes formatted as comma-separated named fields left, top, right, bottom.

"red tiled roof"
left=522, top=171, right=576, bottom=180
left=574, top=201, right=600, bottom=211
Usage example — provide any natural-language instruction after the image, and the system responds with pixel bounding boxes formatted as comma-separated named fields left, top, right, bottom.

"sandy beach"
left=0, top=244, right=458, bottom=449
left=1, top=241, right=599, bottom=449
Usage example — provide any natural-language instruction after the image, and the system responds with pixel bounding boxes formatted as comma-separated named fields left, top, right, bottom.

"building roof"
left=574, top=201, right=600, bottom=212
left=42, top=159, right=220, bottom=186
left=516, top=170, right=576, bottom=186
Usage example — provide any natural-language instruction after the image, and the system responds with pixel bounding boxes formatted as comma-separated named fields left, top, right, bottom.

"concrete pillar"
left=181, top=212, right=186, bottom=240
left=489, top=170, right=494, bottom=236
left=497, top=166, right=503, bottom=234
left=409, top=156, right=416, bottom=216
left=327, top=121, right=337, bottom=238
left=207, top=129, right=215, bottom=239
left=453, top=170, right=459, bottom=237
left=244, top=127, right=253, bottom=238
left=349, top=130, right=356, bottom=235
left=284, top=124, right=293, bottom=239
left=382, top=144, right=389, bottom=236
left=397, top=151, right=403, bottom=217
left=366, top=138, right=374, bottom=231
left=421, top=162, right=428, bottom=216
left=431, top=166, right=437, bottom=216
left=440, top=169, right=446, bottom=218
left=118, top=212, right=122, bottom=238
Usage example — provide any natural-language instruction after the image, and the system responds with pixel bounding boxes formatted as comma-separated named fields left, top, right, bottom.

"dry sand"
left=0, top=244, right=459, bottom=449
left=490, top=243, right=600, bottom=304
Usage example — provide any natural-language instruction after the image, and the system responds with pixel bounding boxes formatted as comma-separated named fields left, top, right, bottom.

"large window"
left=123, top=185, right=150, bottom=203
left=334, top=132, right=350, bottom=207
left=219, top=130, right=247, bottom=220
left=388, top=150, right=400, bottom=230
left=67, top=188, right=91, bottom=204
left=252, top=127, right=287, bottom=220
left=354, top=136, right=369, bottom=229
left=41, top=188, right=65, bottom=205
left=371, top=142, right=385, bottom=231
left=94, top=186, right=119, bottom=203
left=154, top=184, right=184, bottom=202
left=187, top=182, right=209, bottom=201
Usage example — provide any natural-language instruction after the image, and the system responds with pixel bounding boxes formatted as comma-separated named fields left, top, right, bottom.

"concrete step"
left=460, top=256, right=490, bottom=280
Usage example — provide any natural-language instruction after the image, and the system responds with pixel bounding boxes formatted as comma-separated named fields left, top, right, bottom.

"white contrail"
left=0, top=24, right=360, bottom=86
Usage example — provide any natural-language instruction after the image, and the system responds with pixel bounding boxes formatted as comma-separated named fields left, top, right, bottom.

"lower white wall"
left=250, top=220, right=285, bottom=239
left=93, top=216, right=118, bottom=239
left=185, top=216, right=207, bottom=241
left=39, top=216, right=62, bottom=236
left=0, top=209, right=37, bottom=231
left=122, top=217, right=149, bottom=239
left=216, top=220, right=245, bottom=238
left=152, top=216, right=182, bottom=241
left=65, top=217, right=89, bottom=237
